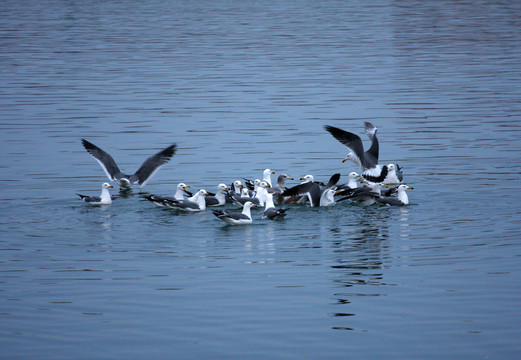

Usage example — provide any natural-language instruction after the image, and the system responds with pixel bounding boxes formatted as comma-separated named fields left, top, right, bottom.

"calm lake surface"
left=1, top=0, right=521, bottom=359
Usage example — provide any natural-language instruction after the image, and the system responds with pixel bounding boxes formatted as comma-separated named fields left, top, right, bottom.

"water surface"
left=1, top=1, right=521, bottom=359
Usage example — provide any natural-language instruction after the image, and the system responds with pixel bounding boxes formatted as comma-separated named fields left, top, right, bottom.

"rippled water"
left=1, top=1, right=521, bottom=359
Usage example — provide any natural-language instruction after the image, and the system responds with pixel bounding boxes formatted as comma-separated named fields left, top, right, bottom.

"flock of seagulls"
left=77, top=123, right=414, bottom=225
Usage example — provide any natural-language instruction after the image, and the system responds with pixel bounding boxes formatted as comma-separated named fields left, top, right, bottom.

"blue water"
left=1, top=1, right=521, bottom=359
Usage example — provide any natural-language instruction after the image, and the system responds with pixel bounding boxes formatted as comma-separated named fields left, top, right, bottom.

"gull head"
left=243, top=201, right=256, bottom=209
left=218, top=183, right=230, bottom=191
left=259, top=181, right=271, bottom=188
left=263, top=168, right=275, bottom=176
left=300, top=174, right=314, bottom=183
left=397, top=184, right=413, bottom=192
left=342, top=152, right=355, bottom=163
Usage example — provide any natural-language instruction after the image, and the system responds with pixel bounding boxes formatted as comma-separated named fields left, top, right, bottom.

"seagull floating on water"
left=263, top=192, right=288, bottom=220
left=205, top=183, right=230, bottom=207
left=163, top=189, right=208, bottom=212
left=143, top=183, right=190, bottom=207
left=81, top=139, right=176, bottom=188
left=77, top=183, right=113, bottom=205
left=254, top=181, right=271, bottom=206
left=376, top=184, right=413, bottom=206
left=282, top=173, right=341, bottom=207
left=269, top=174, right=293, bottom=204
left=230, top=186, right=261, bottom=208
left=383, top=163, right=404, bottom=187
left=336, top=172, right=362, bottom=197
left=213, top=201, right=257, bottom=225
left=338, top=182, right=382, bottom=206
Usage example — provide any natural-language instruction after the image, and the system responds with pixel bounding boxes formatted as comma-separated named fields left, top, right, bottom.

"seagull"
left=262, top=168, right=275, bottom=187
left=213, top=201, right=257, bottom=225
left=226, top=180, right=244, bottom=203
left=336, top=172, right=362, bottom=197
left=270, top=174, right=294, bottom=205
left=81, top=139, right=176, bottom=188
left=282, top=173, right=341, bottom=207
left=377, top=184, right=413, bottom=206
left=230, top=187, right=261, bottom=208
left=205, top=183, right=230, bottom=207
left=320, top=189, right=339, bottom=207
left=337, top=182, right=382, bottom=206
left=77, top=183, right=113, bottom=205
left=230, top=180, right=243, bottom=195
left=243, top=168, right=274, bottom=190
left=324, top=123, right=389, bottom=183
left=254, top=181, right=271, bottom=207
left=384, top=163, right=403, bottom=185
left=300, top=174, right=315, bottom=184
left=252, top=179, right=261, bottom=196
left=143, top=183, right=191, bottom=207
left=269, top=174, right=293, bottom=192
left=163, top=189, right=208, bottom=212
left=263, top=192, right=289, bottom=220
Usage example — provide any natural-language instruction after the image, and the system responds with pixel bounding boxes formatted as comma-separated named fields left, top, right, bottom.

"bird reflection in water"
left=328, top=207, right=393, bottom=330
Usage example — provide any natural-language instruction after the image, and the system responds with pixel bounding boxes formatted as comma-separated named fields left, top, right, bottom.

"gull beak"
left=407, top=186, right=414, bottom=190
left=287, top=177, right=294, bottom=180
left=356, top=174, right=361, bottom=178
left=359, top=179, right=366, bottom=183
left=205, top=192, right=210, bottom=195
left=299, top=177, right=306, bottom=180
left=271, top=171, right=275, bottom=174
left=266, top=183, right=271, bottom=188
left=252, top=204, right=257, bottom=207
left=109, top=185, right=114, bottom=188
left=342, top=158, right=348, bottom=163
left=226, top=187, right=230, bottom=190
left=335, top=190, right=340, bottom=195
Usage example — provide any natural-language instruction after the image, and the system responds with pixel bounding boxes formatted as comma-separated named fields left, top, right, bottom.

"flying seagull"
left=324, top=123, right=389, bottom=183
left=81, top=139, right=176, bottom=188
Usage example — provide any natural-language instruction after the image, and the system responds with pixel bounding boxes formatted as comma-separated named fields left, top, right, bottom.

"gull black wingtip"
left=164, top=143, right=177, bottom=157
left=81, top=138, right=94, bottom=149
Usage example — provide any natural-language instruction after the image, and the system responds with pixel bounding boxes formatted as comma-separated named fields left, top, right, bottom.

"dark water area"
left=1, top=1, right=521, bottom=359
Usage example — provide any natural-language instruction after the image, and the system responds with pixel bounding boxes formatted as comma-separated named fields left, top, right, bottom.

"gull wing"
left=132, top=143, right=177, bottom=186
left=324, top=125, right=366, bottom=167
left=81, top=139, right=124, bottom=181
left=282, top=182, right=322, bottom=207
left=363, top=122, right=379, bottom=168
